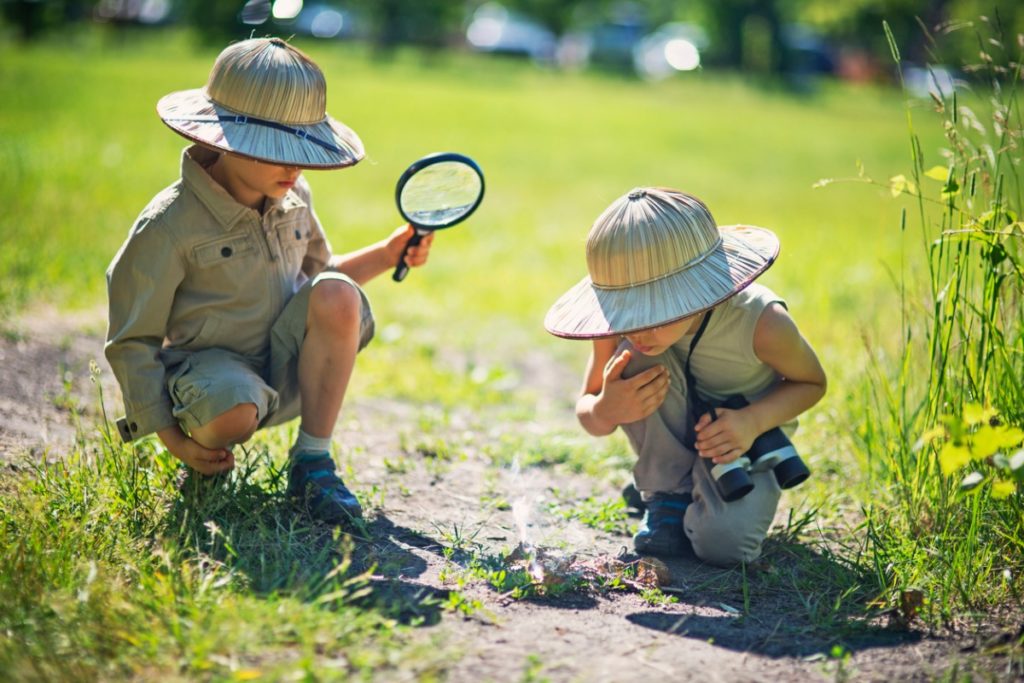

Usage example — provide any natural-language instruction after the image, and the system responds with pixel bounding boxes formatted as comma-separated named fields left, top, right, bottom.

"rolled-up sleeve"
left=104, top=216, right=185, bottom=439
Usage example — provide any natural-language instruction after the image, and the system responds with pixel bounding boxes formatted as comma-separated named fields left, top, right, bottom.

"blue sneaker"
left=287, top=452, right=363, bottom=523
left=633, top=492, right=694, bottom=557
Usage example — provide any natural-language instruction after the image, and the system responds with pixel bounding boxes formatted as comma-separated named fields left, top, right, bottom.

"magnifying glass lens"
left=392, top=152, right=485, bottom=282
left=399, top=161, right=483, bottom=227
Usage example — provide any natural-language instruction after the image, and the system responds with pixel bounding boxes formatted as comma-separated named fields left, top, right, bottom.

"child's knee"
left=308, top=278, right=361, bottom=328
left=194, top=402, right=259, bottom=447
left=687, top=514, right=766, bottom=566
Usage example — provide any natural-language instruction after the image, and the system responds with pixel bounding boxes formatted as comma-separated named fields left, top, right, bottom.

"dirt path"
left=1, top=311, right=1019, bottom=682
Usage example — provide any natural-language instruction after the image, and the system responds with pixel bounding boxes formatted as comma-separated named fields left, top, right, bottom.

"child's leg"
left=167, top=347, right=279, bottom=451
left=296, top=277, right=362, bottom=438
left=617, top=343, right=697, bottom=556
left=265, top=271, right=375, bottom=430
left=190, top=403, right=259, bottom=449
left=618, top=342, right=696, bottom=494
left=618, top=343, right=780, bottom=564
left=684, top=465, right=781, bottom=566
left=264, top=272, right=375, bottom=523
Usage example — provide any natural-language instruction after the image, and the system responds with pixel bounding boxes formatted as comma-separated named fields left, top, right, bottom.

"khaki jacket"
left=105, top=146, right=331, bottom=439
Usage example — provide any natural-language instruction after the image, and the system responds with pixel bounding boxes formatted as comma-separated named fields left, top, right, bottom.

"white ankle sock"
left=290, top=428, right=331, bottom=459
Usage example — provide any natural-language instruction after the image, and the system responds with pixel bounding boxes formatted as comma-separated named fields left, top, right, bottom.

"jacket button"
left=221, top=246, right=233, bottom=257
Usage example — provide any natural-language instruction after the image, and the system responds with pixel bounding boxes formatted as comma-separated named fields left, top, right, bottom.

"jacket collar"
left=181, top=146, right=307, bottom=231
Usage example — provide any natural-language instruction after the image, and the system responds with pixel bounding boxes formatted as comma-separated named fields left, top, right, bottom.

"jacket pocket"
left=193, top=234, right=258, bottom=268
left=276, top=220, right=312, bottom=269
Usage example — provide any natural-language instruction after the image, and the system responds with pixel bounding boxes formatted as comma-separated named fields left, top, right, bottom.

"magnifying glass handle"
left=392, top=229, right=426, bottom=282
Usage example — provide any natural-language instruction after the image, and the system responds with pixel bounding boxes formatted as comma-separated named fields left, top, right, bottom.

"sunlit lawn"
left=0, top=29, right=940, bottom=366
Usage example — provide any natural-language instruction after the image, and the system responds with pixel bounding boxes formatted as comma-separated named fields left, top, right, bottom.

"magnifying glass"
left=392, top=152, right=485, bottom=282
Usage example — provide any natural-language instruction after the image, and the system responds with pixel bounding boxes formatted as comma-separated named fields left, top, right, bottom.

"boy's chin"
left=633, top=345, right=665, bottom=356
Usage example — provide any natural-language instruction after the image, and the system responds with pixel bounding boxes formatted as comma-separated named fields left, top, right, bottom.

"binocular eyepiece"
left=689, top=394, right=810, bottom=502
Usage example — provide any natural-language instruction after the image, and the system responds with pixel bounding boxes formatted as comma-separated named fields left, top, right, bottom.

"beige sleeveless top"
left=674, top=283, right=797, bottom=434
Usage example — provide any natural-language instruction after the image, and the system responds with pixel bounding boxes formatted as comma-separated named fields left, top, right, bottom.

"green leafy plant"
left=924, top=403, right=1024, bottom=497
left=832, top=17, right=1024, bottom=621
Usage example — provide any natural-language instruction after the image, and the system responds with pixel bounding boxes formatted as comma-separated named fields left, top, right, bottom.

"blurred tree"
left=793, top=0, right=1023, bottom=67
left=701, top=0, right=791, bottom=71
left=179, top=0, right=252, bottom=45
left=501, top=0, right=598, bottom=35
left=2, top=0, right=95, bottom=40
left=348, top=0, right=463, bottom=54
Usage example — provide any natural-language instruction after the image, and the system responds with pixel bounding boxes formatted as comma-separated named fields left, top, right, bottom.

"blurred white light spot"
left=664, top=39, right=700, bottom=71
left=467, top=18, right=503, bottom=48
left=272, top=0, right=303, bottom=21
left=240, top=0, right=271, bottom=25
left=470, top=365, right=490, bottom=384
left=311, top=9, right=344, bottom=38
left=138, top=0, right=170, bottom=24
left=379, top=323, right=404, bottom=344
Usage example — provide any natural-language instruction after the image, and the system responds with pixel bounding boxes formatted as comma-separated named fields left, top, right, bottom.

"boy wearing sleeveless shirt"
left=545, top=188, right=826, bottom=565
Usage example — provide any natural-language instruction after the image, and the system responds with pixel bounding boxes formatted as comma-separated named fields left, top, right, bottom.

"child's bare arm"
left=694, top=303, right=826, bottom=464
left=328, top=225, right=434, bottom=284
left=576, top=338, right=670, bottom=436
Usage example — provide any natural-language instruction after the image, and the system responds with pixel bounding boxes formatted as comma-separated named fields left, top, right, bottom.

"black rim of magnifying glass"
left=394, top=152, right=486, bottom=229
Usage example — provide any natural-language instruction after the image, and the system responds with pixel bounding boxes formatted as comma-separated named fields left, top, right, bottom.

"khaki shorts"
left=166, top=272, right=374, bottom=432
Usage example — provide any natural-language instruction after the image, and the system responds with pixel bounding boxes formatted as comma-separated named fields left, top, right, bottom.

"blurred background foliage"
left=3, top=0, right=1022, bottom=83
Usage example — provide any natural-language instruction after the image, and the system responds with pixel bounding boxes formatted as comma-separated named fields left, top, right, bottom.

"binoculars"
left=688, top=394, right=810, bottom=502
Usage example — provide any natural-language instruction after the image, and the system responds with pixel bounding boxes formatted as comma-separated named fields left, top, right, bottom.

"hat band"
left=591, top=235, right=722, bottom=291
left=162, top=113, right=347, bottom=156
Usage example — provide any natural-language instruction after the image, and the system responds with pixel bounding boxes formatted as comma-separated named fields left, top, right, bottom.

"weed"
left=442, top=590, right=491, bottom=620
left=821, top=17, right=1024, bottom=622
left=640, top=587, right=679, bottom=607
left=521, top=654, right=551, bottom=683
left=546, top=493, right=633, bottom=536
left=383, top=455, right=412, bottom=474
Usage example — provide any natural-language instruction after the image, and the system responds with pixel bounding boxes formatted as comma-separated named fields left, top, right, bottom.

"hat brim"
left=544, top=225, right=780, bottom=339
left=156, top=88, right=364, bottom=169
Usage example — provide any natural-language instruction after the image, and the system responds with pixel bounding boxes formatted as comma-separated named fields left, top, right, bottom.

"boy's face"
left=623, top=313, right=703, bottom=356
left=214, top=153, right=303, bottom=206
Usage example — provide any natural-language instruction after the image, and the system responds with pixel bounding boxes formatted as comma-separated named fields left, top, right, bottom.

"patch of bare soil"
left=2, top=311, right=1021, bottom=682
left=0, top=307, right=116, bottom=461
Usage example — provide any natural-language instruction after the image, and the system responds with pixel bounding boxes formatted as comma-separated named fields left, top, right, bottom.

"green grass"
left=0, top=423, right=451, bottom=680
left=848, top=22, right=1024, bottom=624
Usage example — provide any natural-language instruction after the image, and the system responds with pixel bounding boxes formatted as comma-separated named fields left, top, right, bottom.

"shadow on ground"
left=159, top=463, right=453, bottom=628
left=623, top=531, right=918, bottom=658
left=626, top=611, right=919, bottom=658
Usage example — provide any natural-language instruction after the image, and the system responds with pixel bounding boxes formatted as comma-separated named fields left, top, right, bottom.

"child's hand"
left=386, top=224, right=435, bottom=268
left=171, top=438, right=236, bottom=476
left=694, top=408, right=760, bottom=464
left=595, top=349, right=670, bottom=425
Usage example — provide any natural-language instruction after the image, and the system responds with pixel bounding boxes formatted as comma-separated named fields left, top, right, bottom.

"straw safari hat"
left=157, top=37, right=364, bottom=169
left=544, top=187, right=780, bottom=339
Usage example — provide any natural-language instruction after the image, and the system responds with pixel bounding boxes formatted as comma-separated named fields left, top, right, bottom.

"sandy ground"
left=1, top=310, right=1021, bottom=682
